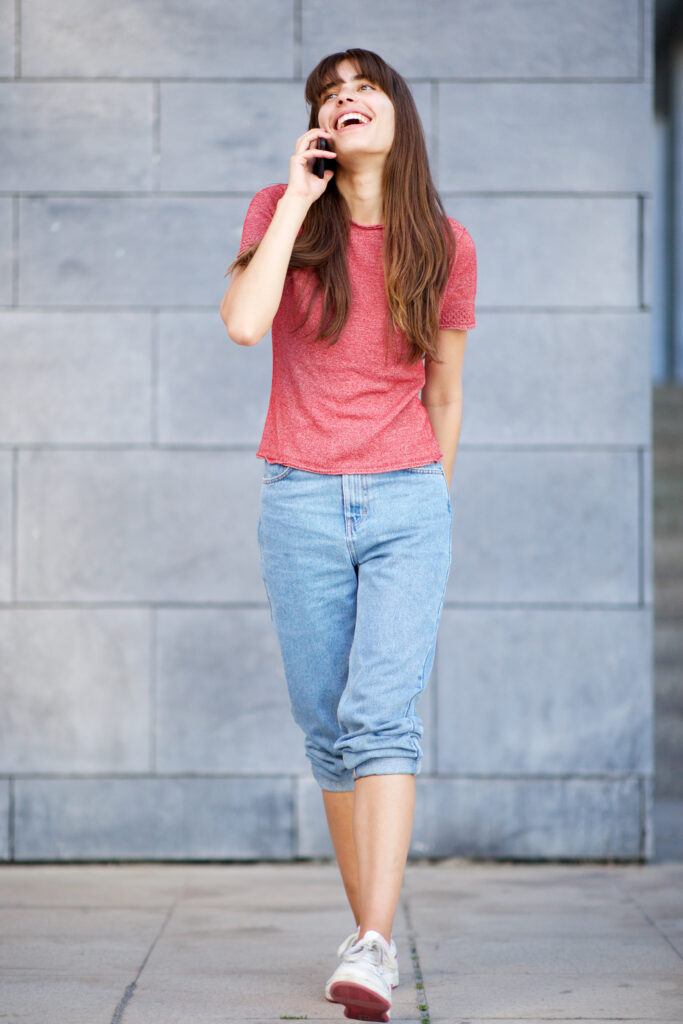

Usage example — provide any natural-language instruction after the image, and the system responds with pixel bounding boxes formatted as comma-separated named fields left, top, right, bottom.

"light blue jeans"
left=257, top=460, right=452, bottom=792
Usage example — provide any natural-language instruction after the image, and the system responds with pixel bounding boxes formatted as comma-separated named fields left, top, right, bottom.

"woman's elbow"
left=219, top=305, right=259, bottom=347
left=222, top=318, right=259, bottom=347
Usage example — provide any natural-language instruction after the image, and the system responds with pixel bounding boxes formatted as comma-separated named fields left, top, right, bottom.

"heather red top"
left=238, top=183, right=477, bottom=474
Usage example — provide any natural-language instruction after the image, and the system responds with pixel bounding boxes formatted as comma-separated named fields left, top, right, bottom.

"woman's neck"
left=334, top=166, right=384, bottom=225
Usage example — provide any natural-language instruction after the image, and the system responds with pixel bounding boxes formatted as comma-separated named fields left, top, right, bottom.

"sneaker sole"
left=326, top=979, right=398, bottom=1002
left=329, top=980, right=391, bottom=1023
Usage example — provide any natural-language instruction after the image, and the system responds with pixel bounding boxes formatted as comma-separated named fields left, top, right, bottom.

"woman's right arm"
left=220, top=128, right=336, bottom=346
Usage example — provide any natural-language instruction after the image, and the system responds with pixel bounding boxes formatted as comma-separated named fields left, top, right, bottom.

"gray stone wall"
left=0, top=0, right=654, bottom=860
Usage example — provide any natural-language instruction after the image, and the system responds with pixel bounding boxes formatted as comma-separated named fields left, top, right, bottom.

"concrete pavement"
left=1, top=859, right=682, bottom=1024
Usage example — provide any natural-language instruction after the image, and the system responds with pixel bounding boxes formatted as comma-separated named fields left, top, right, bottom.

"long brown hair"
left=228, top=48, right=456, bottom=365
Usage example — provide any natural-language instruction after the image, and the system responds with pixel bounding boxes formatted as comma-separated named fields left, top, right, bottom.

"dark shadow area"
left=653, top=385, right=683, bottom=860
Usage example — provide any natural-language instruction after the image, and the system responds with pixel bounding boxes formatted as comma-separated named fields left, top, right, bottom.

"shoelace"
left=343, top=936, right=393, bottom=972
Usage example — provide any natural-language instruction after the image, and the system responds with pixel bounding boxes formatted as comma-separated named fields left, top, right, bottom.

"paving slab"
left=422, top=971, right=682, bottom=1019
left=0, top=905, right=169, bottom=1024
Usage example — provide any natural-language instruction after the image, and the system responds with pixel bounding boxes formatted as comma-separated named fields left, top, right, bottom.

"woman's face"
left=316, top=59, right=395, bottom=163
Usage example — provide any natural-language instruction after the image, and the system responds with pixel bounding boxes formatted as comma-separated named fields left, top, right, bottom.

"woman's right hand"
left=286, top=128, right=337, bottom=204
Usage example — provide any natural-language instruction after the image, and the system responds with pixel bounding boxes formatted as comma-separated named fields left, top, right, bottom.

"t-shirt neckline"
left=350, top=219, right=384, bottom=229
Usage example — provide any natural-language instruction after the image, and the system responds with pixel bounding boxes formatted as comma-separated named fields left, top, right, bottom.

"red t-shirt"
left=237, top=183, right=477, bottom=474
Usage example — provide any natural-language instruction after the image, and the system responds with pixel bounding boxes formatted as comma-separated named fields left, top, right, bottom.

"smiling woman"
left=219, top=47, right=476, bottom=1024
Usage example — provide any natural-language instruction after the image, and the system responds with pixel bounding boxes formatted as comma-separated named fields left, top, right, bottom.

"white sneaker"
left=325, top=926, right=399, bottom=1001
left=326, top=929, right=395, bottom=1022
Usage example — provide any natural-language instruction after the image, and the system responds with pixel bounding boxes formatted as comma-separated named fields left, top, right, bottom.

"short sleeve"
left=438, top=221, right=477, bottom=331
left=237, top=183, right=288, bottom=257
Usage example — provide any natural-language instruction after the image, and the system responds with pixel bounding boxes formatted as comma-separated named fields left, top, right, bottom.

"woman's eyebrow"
left=320, top=73, right=367, bottom=95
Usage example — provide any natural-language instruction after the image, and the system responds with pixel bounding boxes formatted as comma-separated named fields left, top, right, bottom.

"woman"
left=220, top=48, right=476, bottom=1023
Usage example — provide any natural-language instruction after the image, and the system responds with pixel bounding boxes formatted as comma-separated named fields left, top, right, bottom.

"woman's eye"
left=323, top=82, right=375, bottom=102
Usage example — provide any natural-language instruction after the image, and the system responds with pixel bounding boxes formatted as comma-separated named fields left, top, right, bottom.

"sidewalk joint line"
left=615, top=880, right=683, bottom=962
left=109, top=898, right=177, bottom=1023
left=401, top=894, right=431, bottom=1024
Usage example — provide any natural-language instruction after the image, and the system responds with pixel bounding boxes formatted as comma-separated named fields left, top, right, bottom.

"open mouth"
left=334, top=112, right=372, bottom=130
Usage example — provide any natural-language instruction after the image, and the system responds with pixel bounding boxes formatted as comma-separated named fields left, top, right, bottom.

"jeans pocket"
left=438, top=463, right=453, bottom=516
left=262, top=460, right=294, bottom=484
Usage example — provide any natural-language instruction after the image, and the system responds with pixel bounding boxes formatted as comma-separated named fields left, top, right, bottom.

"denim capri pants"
left=257, top=459, right=453, bottom=792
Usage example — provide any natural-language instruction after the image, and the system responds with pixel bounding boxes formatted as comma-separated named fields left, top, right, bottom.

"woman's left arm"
left=420, top=328, right=468, bottom=491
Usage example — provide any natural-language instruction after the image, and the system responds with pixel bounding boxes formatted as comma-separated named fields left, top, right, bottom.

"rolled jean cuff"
left=353, top=756, right=421, bottom=780
left=311, top=766, right=356, bottom=792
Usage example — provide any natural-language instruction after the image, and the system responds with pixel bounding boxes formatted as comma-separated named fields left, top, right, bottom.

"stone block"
left=439, top=83, right=652, bottom=192
left=157, top=312, right=271, bottom=445
left=0, top=608, right=150, bottom=773
left=156, top=607, right=309, bottom=774
left=446, top=449, right=639, bottom=604
left=302, top=0, right=640, bottom=79
left=19, top=196, right=248, bottom=307
left=0, top=198, right=11, bottom=305
left=21, top=0, right=294, bottom=77
left=446, top=196, right=639, bottom=308
left=17, top=449, right=264, bottom=602
left=0, top=312, right=152, bottom=444
left=161, top=83, right=306, bottom=193
left=0, top=780, right=8, bottom=860
left=0, top=0, right=13, bottom=76
left=411, top=776, right=643, bottom=859
left=0, top=83, right=154, bottom=191
left=160, top=80, right=431, bottom=191
left=459, top=312, right=651, bottom=446
left=435, top=608, right=653, bottom=775
left=0, top=453, right=11, bottom=603
left=13, top=777, right=294, bottom=860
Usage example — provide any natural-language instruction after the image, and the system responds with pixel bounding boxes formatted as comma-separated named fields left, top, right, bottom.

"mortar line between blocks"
left=150, top=309, right=159, bottom=445
left=291, top=775, right=299, bottom=857
left=293, top=0, right=302, bottom=79
left=152, top=82, right=161, bottom=191
left=13, top=0, right=20, bottom=77
left=637, top=446, right=645, bottom=607
left=401, top=893, right=430, bottom=1024
left=10, top=448, right=18, bottom=601
left=637, top=193, right=645, bottom=308
left=149, top=606, right=157, bottom=773
left=8, top=777, right=15, bottom=861
left=110, top=898, right=177, bottom=1024
left=11, top=194, right=19, bottom=304
left=430, top=81, right=439, bottom=189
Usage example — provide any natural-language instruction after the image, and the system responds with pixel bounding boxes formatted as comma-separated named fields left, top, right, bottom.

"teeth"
left=336, top=112, right=370, bottom=129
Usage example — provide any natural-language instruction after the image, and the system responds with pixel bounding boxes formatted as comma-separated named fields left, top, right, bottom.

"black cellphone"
left=313, top=136, right=335, bottom=178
